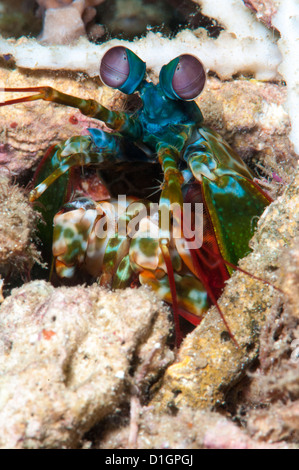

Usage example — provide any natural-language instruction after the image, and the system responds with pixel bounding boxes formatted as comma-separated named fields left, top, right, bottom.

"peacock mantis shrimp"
left=0, top=46, right=272, bottom=345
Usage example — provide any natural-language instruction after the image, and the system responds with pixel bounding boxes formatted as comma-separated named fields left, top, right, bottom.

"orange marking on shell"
left=42, top=329, right=56, bottom=340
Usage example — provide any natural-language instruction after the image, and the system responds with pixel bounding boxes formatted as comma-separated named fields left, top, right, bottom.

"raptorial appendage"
left=0, top=46, right=272, bottom=346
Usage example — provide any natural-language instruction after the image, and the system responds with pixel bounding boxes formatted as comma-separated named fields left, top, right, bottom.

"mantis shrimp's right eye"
left=99, top=46, right=146, bottom=95
left=159, top=54, right=206, bottom=101
left=100, top=46, right=130, bottom=89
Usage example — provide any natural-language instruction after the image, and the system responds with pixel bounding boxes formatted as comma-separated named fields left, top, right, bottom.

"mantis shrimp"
left=0, top=46, right=272, bottom=345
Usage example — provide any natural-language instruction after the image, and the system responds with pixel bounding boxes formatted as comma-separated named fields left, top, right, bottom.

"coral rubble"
left=37, top=0, right=106, bottom=44
left=0, top=283, right=173, bottom=448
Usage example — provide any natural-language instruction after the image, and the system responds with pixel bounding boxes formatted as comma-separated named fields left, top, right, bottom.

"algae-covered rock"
left=0, top=282, right=173, bottom=448
left=0, top=173, right=40, bottom=278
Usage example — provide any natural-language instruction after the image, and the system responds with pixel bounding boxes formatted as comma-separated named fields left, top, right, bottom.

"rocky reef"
left=0, top=0, right=298, bottom=449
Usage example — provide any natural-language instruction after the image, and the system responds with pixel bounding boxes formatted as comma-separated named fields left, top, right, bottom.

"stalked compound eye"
left=159, top=54, right=206, bottom=101
left=172, top=55, right=206, bottom=100
left=99, top=46, right=146, bottom=95
left=100, top=46, right=129, bottom=89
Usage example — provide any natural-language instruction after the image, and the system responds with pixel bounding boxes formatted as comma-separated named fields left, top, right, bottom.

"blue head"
left=99, top=46, right=206, bottom=130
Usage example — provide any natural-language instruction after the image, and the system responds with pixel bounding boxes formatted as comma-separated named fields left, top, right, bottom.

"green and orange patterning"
left=0, top=46, right=271, bottom=345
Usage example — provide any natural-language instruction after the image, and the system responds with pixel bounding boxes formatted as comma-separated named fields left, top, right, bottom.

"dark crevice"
left=94, top=0, right=223, bottom=43
left=0, top=0, right=224, bottom=42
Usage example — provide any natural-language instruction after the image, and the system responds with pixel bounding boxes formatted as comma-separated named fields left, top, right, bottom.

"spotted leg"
left=139, top=142, right=186, bottom=345
left=29, top=128, right=131, bottom=202
left=0, top=86, right=142, bottom=139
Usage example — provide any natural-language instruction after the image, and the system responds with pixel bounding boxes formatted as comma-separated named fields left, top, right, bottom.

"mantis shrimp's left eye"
left=100, top=46, right=146, bottom=95
left=159, top=54, right=206, bottom=101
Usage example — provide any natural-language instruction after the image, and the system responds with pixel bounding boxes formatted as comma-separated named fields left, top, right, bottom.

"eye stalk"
left=159, top=54, right=206, bottom=101
left=100, top=46, right=146, bottom=95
